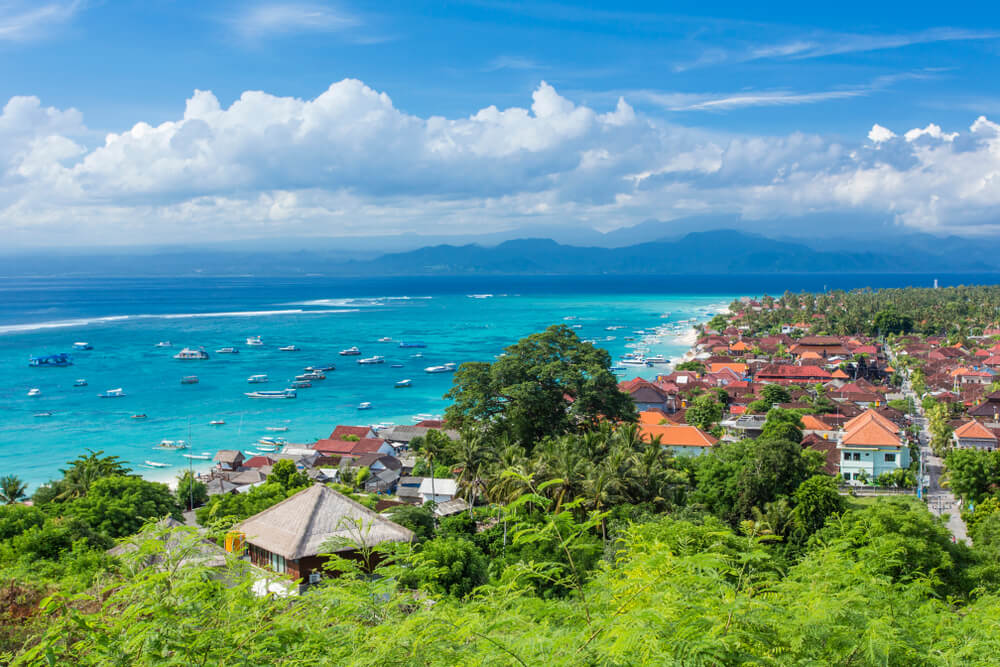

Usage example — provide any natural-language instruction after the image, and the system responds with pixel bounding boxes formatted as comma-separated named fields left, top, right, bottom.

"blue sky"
left=2, top=0, right=1000, bottom=247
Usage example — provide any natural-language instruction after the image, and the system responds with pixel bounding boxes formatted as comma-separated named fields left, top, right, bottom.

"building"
left=952, top=420, right=999, bottom=451
left=837, top=410, right=910, bottom=484
left=639, top=423, right=718, bottom=456
left=214, top=450, right=245, bottom=471
left=418, top=477, right=458, bottom=503
left=719, top=414, right=768, bottom=441
left=754, top=364, right=833, bottom=384
left=236, top=484, right=414, bottom=589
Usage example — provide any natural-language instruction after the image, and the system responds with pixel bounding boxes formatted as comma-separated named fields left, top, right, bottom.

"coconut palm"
left=0, top=475, right=28, bottom=504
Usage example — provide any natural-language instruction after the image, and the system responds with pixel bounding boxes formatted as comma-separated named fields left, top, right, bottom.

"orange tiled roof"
left=801, top=415, right=834, bottom=431
left=640, top=424, right=718, bottom=447
left=844, top=409, right=897, bottom=433
left=954, top=420, right=998, bottom=441
left=709, top=362, right=748, bottom=375
left=831, top=369, right=850, bottom=379
left=729, top=341, right=751, bottom=351
left=639, top=410, right=677, bottom=425
left=842, top=420, right=901, bottom=447
left=799, top=351, right=823, bottom=360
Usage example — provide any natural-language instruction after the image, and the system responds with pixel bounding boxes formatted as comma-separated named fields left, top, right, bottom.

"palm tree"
left=0, top=475, right=28, bottom=504
left=55, top=449, right=131, bottom=501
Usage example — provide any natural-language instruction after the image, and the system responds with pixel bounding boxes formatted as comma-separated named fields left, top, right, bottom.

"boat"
left=394, top=379, right=412, bottom=388
left=412, top=353, right=423, bottom=358
left=27, top=388, right=41, bottom=397
left=180, top=375, right=199, bottom=384
left=316, top=364, right=337, bottom=372
left=258, top=436, right=286, bottom=446
left=246, top=336, right=263, bottom=346
left=72, top=342, right=93, bottom=351
left=621, top=358, right=651, bottom=367
left=98, top=388, right=126, bottom=398
left=132, top=414, right=147, bottom=419
left=296, top=371, right=325, bottom=380
left=247, top=374, right=269, bottom=384
left=253, top=445, right=278, bottom=453
left=28, top=353, right=73, bottom=368
left=398, top=341, right=426, bottom=348
left=358, top=356, right=385, bottom=365
left=182, top=453, right=211, bottom=460
left=34, top=411, right=53, bottom=417
left=157, top=440, right=189, bottom=450
left=265, top=426, right=289, bottom=432
left=340, top=346, right=361, bottom=356
left=378, top=337, right=393, bottom=343
left=244, top=389, right=297, bottom=399
left=279, top=345, right=300, bottom=352
left=390, top=363, right=404, bottom=368
left=647, top=354, right=669, bottom=364
left=357, top=402, right=372, bottom=410
left=424, top=363, right=457, bottom=374
left=155, top=341, right=172, bottom=348
left=291, top=380, right=312, bottom=388
left=209, top=420, right=225, bottom=425
left=74, top=379, right=88, bottom=387
left=216, top=347, right=239, bottom=354
left=174, top=347, right=209, bottom=360
left=144, top=461, right=170, bottom=468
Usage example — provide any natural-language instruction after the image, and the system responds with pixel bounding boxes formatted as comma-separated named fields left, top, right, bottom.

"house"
left=214, top=450, right=245, bottom=471
left=205, top=478, right=241, bottom=496
left=379, top=425, right=461, bottom=448
left=230, top=469, right=269, bottom=486
left=236, top=484, right=414, bottom=588
left=329, top=425, right=376, bottom=440
left=313, top=437, right=394, bottom=459
left=754, top=364, right=833, bottom=384
left=968, top=391, right=1000, bottom=419
left=418, top=477, right=458, bottom=504
left=434, top=497, right=472, bottom=517
left=640, top=423, right=718, bottom=456
left=708, top=362, right=748, bottom=377
left=952, top=420, right=999, bottom=451
left=800, top=415, right=834, bottom=435
left=837, top=410, right=910, bottom=484
left=719, top=414, right=768, bottom=441
left=801, top=433, right=840, bottom=475
left=618, top=378, right=675, bottom=412
left=789, top=336, right=850, bottom=357
left=396, top=476, right=423, bottom=503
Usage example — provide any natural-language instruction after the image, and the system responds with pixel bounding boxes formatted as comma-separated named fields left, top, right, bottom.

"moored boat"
left=246, top=336, right=263, bottom=346
left=378, top=336, right=393, bottom=343
left=29, top=353, right=73, bottom=368
left=157, top=439, right=189, bottom=450
left=291, top=380, right=312, bottom=388
left=144, top=461, right=170, bottom=468
left=247, top=374, right=269, bottom=384
left=424, top=363, right=457, bottom=374
left=27, top=388, right=41, bottom=397
left=72, top=342, right=93, bottom=351
left=98, top=388, right=126, bottom=398
left=180, top=375, right=199, bottom=384
left=279, top=345, right=300, bottom=352
left=182, top=453, right=212, bottom=460
left=34, top=411, right=53, bottom=417
left=265, top=426, right=289, bottom=432
left=216, top=347, right=239, bottom=354
left=132, top=413, right=147, bottom=419
left=209, top=419, right=225, bottom=425
left=394, top=379, right=412, bottom=388
left=357, top=402, right=372, bottom=410
left=244, top=389, right=297, bottom=399
left=398, top=341, right=426, bottom=348
left=339, top=346, right=361, bottom=356
left=358, top=356, right=385, bottom=365
left=74, top=378, right=88, bottom=387
left=155, top=341, right=172, bottom=348
left=174, top=347, right=210, bottom=360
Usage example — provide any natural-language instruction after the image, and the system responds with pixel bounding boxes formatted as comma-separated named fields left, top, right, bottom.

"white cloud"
left=231, top=3, right=358, bottom=39
left=2, top=79, right=1000, bottom=246
left=0, top=0, right=82, bottom=42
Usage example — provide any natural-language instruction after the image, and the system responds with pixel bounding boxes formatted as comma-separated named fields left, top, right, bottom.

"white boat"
left=265, top=426, right=288, bottom=432
left=72, top=342, right=93, bottom=351
left=98, top=388, right=126, bottom=398
left=394, top=379, right=412, bottom=388
left=357, top=402, right=372, bottom=410
left=254, top=445, right=278, bottom=453
left=157, top=440, right=189, bottom=450
left=296, top=371, right=325, bottom=380
left=209, top=419, right=225, bottom=425
left=339, top=346, right=361, bottom=356
left=279, top=345, right=300, bottom=352
left=144, top=460, right=170, bottom=468
left=245, top=389, right=296, bottom=399
left=155, top=341, right=172, bottom=348
left=74, top=379, right=88, bottom=387
left=621, top=358, right=650, bottom=367
left=424, top=363, right=457, bottom=374
left=174, top=347, right=210, bottom=360
left=247, top=374, right=269, bottom=384
left=378, top=336, right=393, bottom=343
left=390, top=363, right=404, bottom=368
left=291, top=380, right=312, bottom=389
left=180, top=375, right=199, bottom=384
left=358, top=356, right=385, bottom=365
left=27, top=388, right=41, bottom=397
left=647, top=355, right=669, bottom=364
left=216, top=347, right=239, bottom=354
left=182, top=453, right=211, bottom=460
left=246, top=336, right=264, bottom=346
left=34, top=411, right=53, bottom=417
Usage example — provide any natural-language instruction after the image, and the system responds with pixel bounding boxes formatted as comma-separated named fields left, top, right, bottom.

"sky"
left=3, top=0, right=1000, bottom=248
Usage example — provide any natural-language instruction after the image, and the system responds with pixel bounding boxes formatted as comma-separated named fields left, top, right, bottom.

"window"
left=844, top=452, right=851, bottom=461
left=267, top=551, right=286, bottom=574
left=853, top=453, right=862, bottom=461
left=884, top=453, right=896, bottom=463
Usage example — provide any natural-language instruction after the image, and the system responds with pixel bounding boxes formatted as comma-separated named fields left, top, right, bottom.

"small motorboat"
left=390, top=363, right=404, bottom=368
left=27, top=388, right=41, bottom=397
left=394, top=379, right=412, bottom=388
left=291, top=380, right=312, bottom=388
left=279, top=345, right=300, bottom=352
left=34, top=411, right=53, bottom=418
left=358, top=356, right=385, bottom=365
left=209, top=419, right=225, bottom=426
left=316, top=364, right=336, bottom=372
left=265, top=426, right=289, bottom=432
left=340, top=346, right=361, bottom=356
left=174, top=347, right=209, bottom=360
left=357, top=402, right=373, bottom=410
left=247, top=374, right=269, bottom=384
left=398, top=341, right=426, bottom=348
left=98, top=388, right=126, bottom=398
left=28, top=354, right=73, bottom=367
left=155, top=341, right=172, bottom=348
left=144, top=460, right=170, bottom=468
left=74, top=379, right=88, bottom=387
left=424, top=363, right=457, bottom=374
left=180, top=375, right=199, bottom=384
left=132, top=414, right=147, bottom=419
left=216, top=347, right=239, bottom=354
left=258, top=436, right=286, bottom=446
left=182, top=453, right=211, bottom=460
left=378, top=337, right=393, bottom=343
left=72, top=342, right=93, bottom=351
left=157, top=440, right=189, bottom=450
left=246, top=336, right=264, bottom=346
left=245, top=389, right=297, bottom=399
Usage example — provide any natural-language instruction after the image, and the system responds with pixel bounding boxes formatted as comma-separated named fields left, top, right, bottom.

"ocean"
left=0, top=272, right=990, bottom=490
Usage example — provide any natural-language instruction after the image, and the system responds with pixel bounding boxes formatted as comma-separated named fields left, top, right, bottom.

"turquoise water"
left=1, top=278, right=732, bottom=489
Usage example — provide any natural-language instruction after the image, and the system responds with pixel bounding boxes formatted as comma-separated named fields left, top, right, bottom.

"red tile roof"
left=244, top=455, right=276, bottom=468
left=329, top=425, right=371, bottom=440
left=954, top=420, right=998, bottom=441
left=640, top=424, right=718, bottom=448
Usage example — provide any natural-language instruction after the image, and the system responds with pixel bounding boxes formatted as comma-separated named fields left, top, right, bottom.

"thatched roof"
left=236, top=484, right=414, bottom=560
left=108, top=517, right=228, bottom=569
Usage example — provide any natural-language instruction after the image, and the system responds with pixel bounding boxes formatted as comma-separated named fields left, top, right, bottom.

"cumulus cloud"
left=2, top=79, right=1000, bottom=246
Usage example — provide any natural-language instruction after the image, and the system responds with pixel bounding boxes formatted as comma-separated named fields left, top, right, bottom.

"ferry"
left=182, top=453, right=212, bottom=461
left=245, top=389, right=297, bottom=399
left=358, top=356, right=385, bottom=365
left=98, top=388, right=126, bottom=398
left=72, top=342, right=93, bottom=351
left=155, top=341, right=172, bottom=348
left=144, top=461, right=170, bottom=469
left=246, top=336, right=264, bottom=347
left=74, top=379, right=88, bottom=387
left=424, top=363, right=457, bottom=374
left=247, top=374, right=269, bottom=384
left=621, top=358, right=651, bottom=367
left=339, top=346, right=361, bottom=356
left=357, top=402, right=373, bottom=410
left=279, top=345, right=300, bottom=352
left=291, top=380, right=312, bottom=388
left=157, top=440, right=189, bottom=450
left=29, top=353, right=73, bottom=368
left=394, top=379, right=412, bottom=388
left=27, top=388, right=41, bottom=397
left=180, top=375, right=199, bottom=384
left=174, top=347, right=210, bottom=360
left=209, top=420, right=225, bottom=426
left=216, top=347, right=239, bottom=354
left=398, top=341, right=426, bottom=348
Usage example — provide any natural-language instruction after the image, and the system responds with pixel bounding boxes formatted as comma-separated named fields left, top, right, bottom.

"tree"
left=792, top=475, right=844, bottom=538
left=175, top=471, right=208, bottom=511
left=0, top=475, right=28, bottom=504
left=674, top=360, right=705, bottom=373
left=873, top=309, right=913, bottom=336
left=761, top=384, right=791, bottom=407
left=48, top=449, right=132, bottom=503
left=685, top=394, right=723, bottom=432
left=267, top=459, right=310, bottom=490
left=385, top=504, right=436, bottom=542
left=926, top=401, right=954, bottom=456
left=401, top=537, right=487, bottom=598
left=444, top=325, right=636, bottom=447
left=62, top=476, right=182, bottom=539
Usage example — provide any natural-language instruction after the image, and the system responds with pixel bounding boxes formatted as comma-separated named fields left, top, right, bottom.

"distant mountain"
left=4, top=230, right=1000, bottom=277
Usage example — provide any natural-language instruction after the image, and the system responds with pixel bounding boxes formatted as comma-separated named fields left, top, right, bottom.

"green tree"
left=385, top=504, right=436, bottom=542
left=444, top=325, right=636, bottom=447
left=267, top=459, right=310, bottom=490
left=175, top=470, right=208, bottom=511
left=674, top=360, right=705, bottom=373
left=62, top=476, right=181, bottom=539
left=401, top=537, right=488, bottom=598
left=761, top=384, right=791, bottom=407
left=685, top=394, right=723, bottom=432
left=792, top=475, right=845, bottom=538
left=0, top=475, right=28, bottom=504
left=873, top=309, right=914, bottom=335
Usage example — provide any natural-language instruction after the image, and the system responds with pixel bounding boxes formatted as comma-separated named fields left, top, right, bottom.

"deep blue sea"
left=0, top=272, right=993, bottom=490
